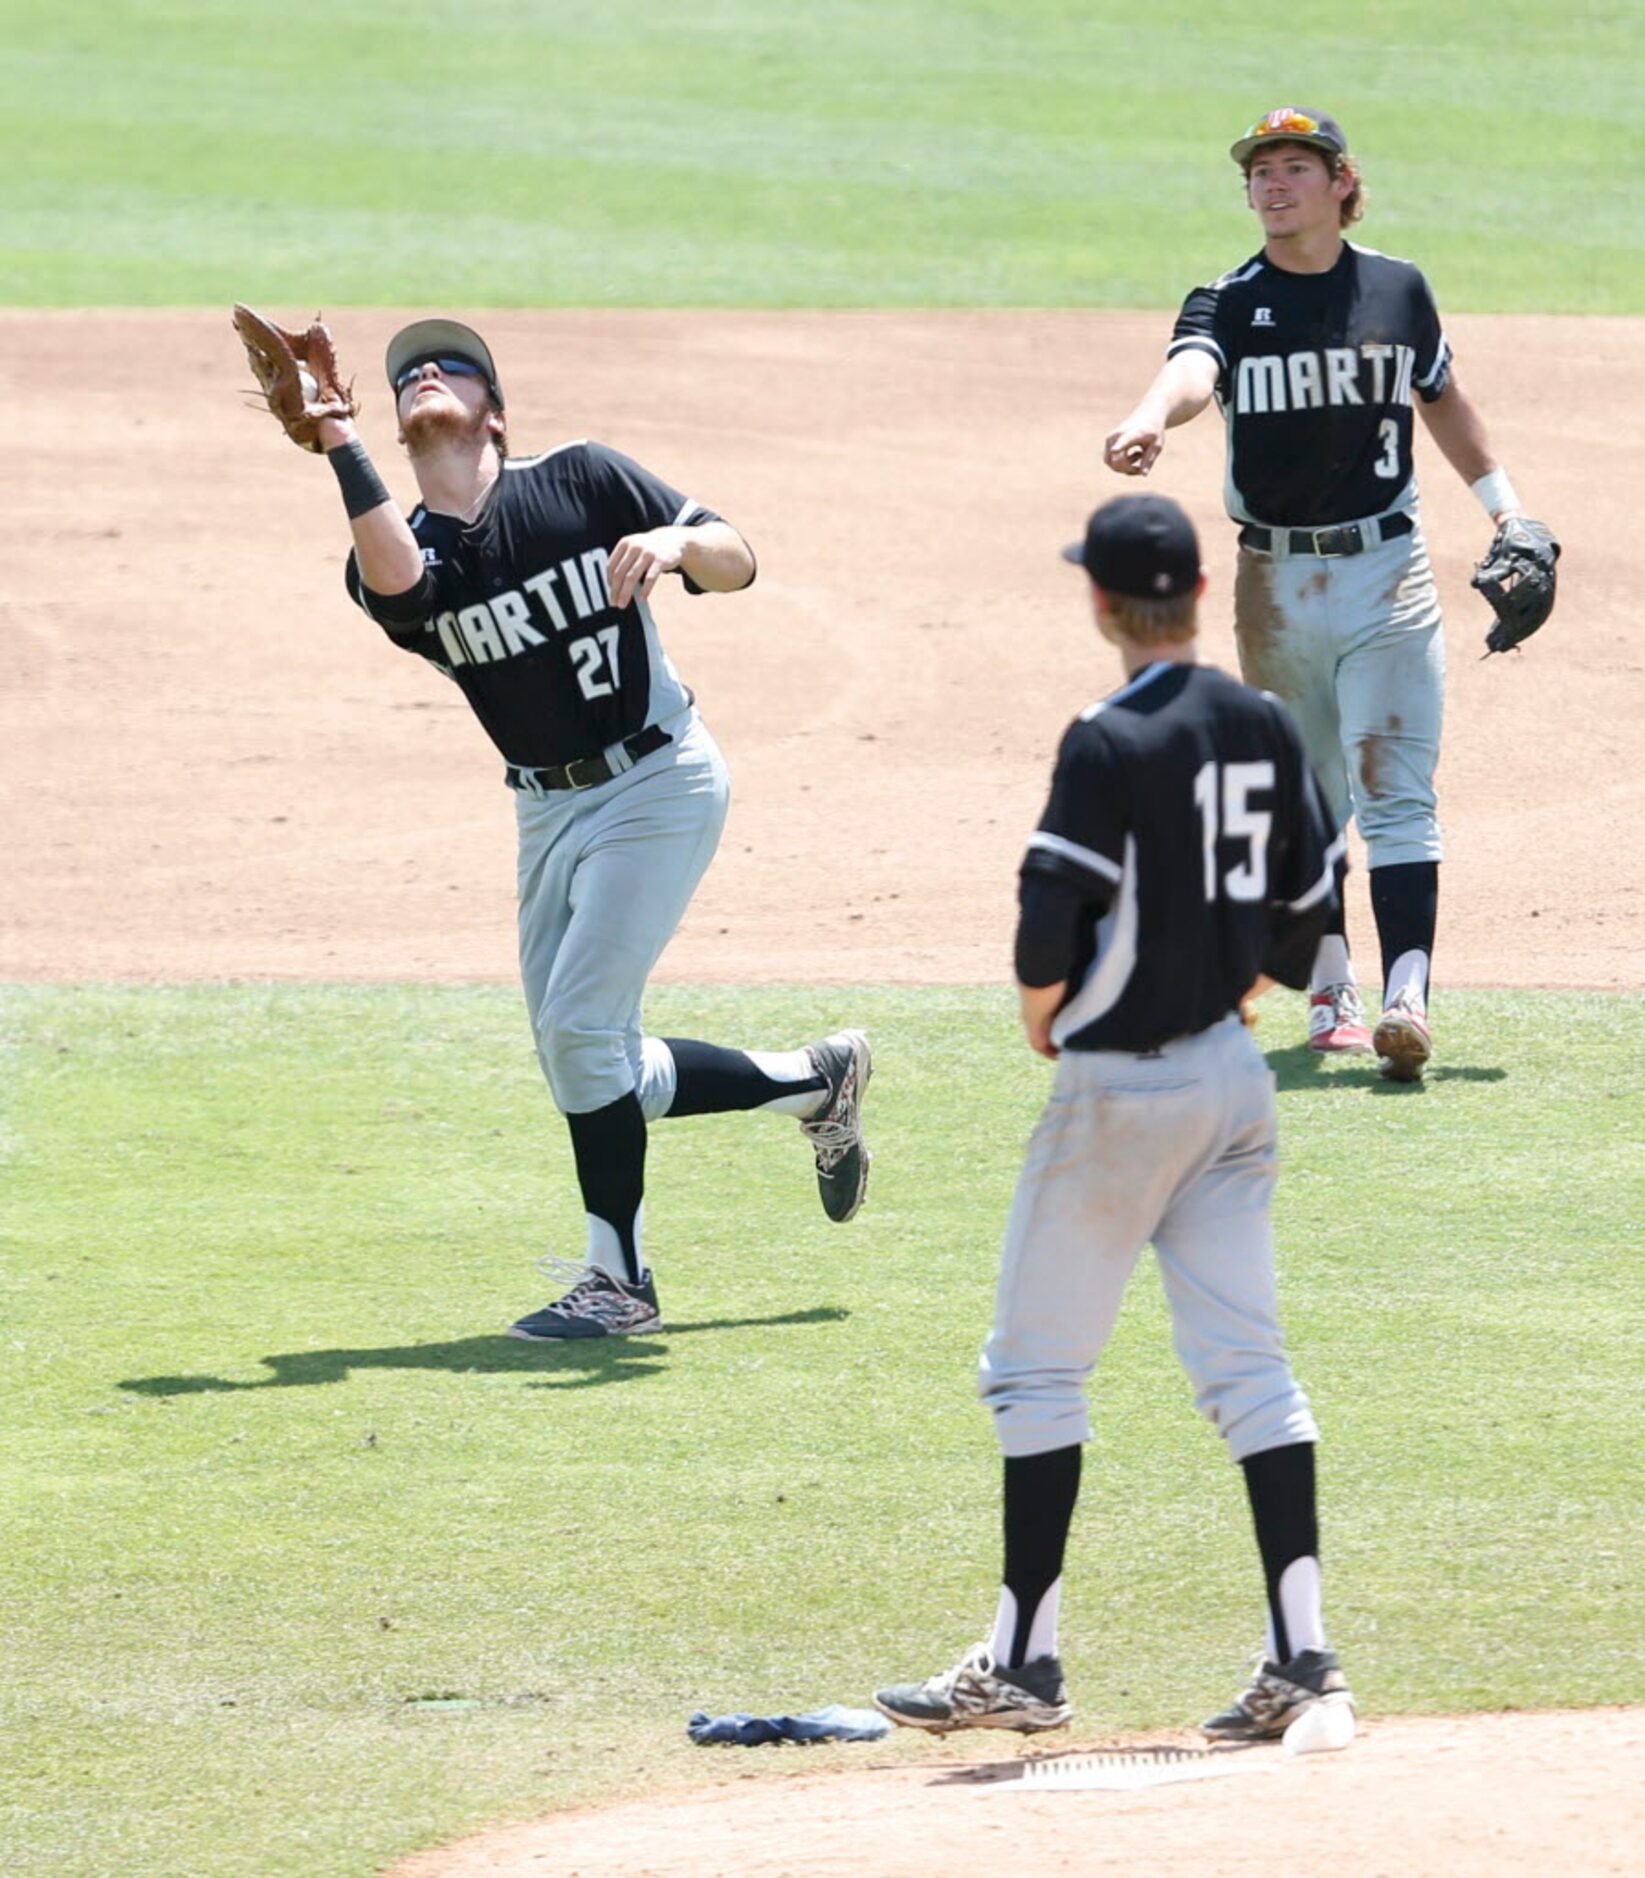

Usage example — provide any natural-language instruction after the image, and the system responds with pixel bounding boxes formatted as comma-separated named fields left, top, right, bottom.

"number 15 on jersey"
left=1194, top=760, right=1275, bottom=902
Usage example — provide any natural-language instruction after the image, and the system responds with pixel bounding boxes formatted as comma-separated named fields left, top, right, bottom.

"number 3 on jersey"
left=570, top=626, right=622, bottom=699
left=1194, top=760, right=1274, bottom=902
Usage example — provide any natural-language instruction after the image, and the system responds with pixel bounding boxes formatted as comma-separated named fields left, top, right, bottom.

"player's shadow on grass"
left=1264, top=1041, right=1507, bottom=1092
left=118, top=1306, right=849, bottom=1398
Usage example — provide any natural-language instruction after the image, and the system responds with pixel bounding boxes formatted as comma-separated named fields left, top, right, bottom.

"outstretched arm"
left=1104, top=348, right=1221, bottom=477
left=317, top=412, right=427, bottom=598
left=231, top=304, right=427, bottom=601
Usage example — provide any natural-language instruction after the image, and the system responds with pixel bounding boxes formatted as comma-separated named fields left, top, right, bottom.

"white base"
left=1283, top=1693, right=1358, bottom=1755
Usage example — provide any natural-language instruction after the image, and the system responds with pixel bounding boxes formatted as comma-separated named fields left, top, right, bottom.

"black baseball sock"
left=995, top=1445, right=1083, bottom=1667
left=1241, top=1441, right=1322, bottom=1666
left=1369, top=861, right=1438, bottom=995
left=564, top=1093, right=646, bottom=1286
left=662, top=1038, right=825, bottom=1117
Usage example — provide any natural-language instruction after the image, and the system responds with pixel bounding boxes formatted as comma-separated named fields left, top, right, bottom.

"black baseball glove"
left=1472, top=516, right=1560, bottom=656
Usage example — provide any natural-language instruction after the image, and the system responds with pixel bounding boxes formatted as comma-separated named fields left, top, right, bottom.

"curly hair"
left=1243, top=143, right=1367, bottom=227
left=1333, top=154, right=1367, bottom=227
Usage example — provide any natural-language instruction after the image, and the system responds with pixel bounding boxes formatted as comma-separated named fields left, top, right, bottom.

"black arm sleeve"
left=343, top=548, right=438, bottom=639
left=1015, top=869, right=1111, bottom=989
left=359, top=569, right=439, bottom=627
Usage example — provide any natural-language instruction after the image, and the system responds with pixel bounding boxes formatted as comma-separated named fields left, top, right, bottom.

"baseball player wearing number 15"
left=1105, top=107, right=1556, bottom=1082
left=272, top=316, right=873, bottom=1339
left=875, top=496, right=1352, bottom=1742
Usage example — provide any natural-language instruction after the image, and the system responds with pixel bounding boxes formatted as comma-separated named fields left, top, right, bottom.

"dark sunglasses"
left=395, top=356, right=488, bottom=393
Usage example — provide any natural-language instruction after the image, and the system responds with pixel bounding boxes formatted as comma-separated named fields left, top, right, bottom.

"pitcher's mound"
left=393, top=1707, right=1645, bottom=1877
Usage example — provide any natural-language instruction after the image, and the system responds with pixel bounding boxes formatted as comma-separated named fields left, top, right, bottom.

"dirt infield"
left=391, top=1710, right=1645, bottom=1878
left=3, top=309, right=1643, bottom=989
left=5, top=310, right=1641, bottom=1870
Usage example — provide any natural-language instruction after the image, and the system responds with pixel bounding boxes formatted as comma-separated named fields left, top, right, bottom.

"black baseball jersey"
left=1168, top=243, right=1450, bottom=528
left=1023, top=661, right=1343, bottom=1054
left=346, top=441, right=729, bottom=768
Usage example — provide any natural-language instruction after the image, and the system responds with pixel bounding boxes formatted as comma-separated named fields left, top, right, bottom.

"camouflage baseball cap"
left=1230, top=107, right=1347, bottom=166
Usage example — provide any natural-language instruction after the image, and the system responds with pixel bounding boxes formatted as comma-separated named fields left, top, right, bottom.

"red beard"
left=402, top=393, right=495, bottom=456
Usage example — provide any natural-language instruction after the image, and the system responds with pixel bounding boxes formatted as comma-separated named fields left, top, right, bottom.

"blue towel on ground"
left=687, top=1703, right=892, bottom=1745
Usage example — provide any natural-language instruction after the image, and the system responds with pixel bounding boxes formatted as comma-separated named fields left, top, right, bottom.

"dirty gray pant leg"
left=1233, top=528, right=1444, bottom=864
left=1152, top=1028, right=1318, bottom=1463
left=981, top=1034, right=1220, bottom=1458
left=979, top=1019, right=1316, bottom=1463
left=516, top=716, right=730, bottom=1117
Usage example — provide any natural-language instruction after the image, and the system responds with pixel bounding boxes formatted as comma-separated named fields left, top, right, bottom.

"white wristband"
left=1470, top=468, right=1520, bottom=517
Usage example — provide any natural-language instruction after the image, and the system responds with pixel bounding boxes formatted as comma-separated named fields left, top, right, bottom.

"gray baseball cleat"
left=1200, top=1647, right=1354, bottom=1741
left=507, top=1261, right=661, bottom=1340
left=875, top=1643, right=1072, bottom=1733
left=800, top=1029, right=872, bottom=1223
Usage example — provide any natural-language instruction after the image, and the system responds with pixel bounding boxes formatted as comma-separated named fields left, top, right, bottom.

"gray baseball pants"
left=979, top=1014, right=1319, bottom=1465
left=515, top=708, right=728, bottom=1119
left=1233, top=521, right=1444, bottom=866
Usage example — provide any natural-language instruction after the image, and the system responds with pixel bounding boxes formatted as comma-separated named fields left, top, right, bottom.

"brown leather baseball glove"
left=232, top=304, right=359, bottom=453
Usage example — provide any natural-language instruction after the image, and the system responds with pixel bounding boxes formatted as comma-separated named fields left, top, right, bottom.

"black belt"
left=505, top=724, right=671, bottom=794
left=1239, top=511, right=1414, bottom=558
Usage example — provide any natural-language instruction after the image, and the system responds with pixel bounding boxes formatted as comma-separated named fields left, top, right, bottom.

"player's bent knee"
left=534, top=1008, right=636, bottom=1113
left=979, top=1362, right=1094, bottom=1457
left=1200, top=1374, right=1319, bottom=1461
left=987, top=1396, right=1094, bottom=1458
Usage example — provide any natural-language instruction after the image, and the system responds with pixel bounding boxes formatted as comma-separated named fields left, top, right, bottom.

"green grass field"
left=3, top=983, right=1642, bottom=1877
left=6, top=0, right=1644, bottom=309
left=6, top=5, right=1640, bottom=1869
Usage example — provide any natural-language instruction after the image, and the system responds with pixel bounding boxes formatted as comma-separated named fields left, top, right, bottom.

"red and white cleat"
left=1308, top=982, right=1373, bottom=1054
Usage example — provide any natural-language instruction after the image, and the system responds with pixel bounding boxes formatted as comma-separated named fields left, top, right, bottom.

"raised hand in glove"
left=232, top=304, right=359, bottom=453
left=1473, top=516, right=1560, bottom=656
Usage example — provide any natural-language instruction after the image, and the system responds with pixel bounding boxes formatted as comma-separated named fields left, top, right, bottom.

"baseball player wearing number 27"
left=875, top=496, right=1353, bottom=1741
left=232, top=308, right=872, bottom=1339
left=1105, top=108, right=1559, bottom=1082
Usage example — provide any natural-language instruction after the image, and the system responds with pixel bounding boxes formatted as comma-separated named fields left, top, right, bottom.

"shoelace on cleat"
left=530, top=1253, right=642, bottom=1321
left=536, top=1250, right=603, bottom=1292
left=800, top=1114, right=859, bottom=1171
left=800, top=1062, right=860, bottom=1166
left=1234, top=1662, right=1316, bottom=1723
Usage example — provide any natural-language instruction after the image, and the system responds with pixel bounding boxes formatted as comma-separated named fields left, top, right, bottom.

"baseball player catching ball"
left=231, top=308, right=871, bottom=1339
left=876, top=495, right=1352, bottom=1741
left=1104, top=107, right=1559, bottom=1081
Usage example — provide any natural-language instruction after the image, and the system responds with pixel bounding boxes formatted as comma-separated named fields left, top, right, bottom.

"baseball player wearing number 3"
left=876, top=496, right=1352, bottom=1741
left=1105, top=108, right=1556, bottom=1081
left=246, top=313, right=872, bottom=1338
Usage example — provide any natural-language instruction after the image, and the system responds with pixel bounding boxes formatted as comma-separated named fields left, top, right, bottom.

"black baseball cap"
left=1061, top=494, right=1202, bottom=598
left=385, top=318, right=504, bottom=408
left=1230, top=106, right=1347, bottom=167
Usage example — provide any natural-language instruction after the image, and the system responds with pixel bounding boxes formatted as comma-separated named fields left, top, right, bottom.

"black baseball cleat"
left=875, top=1643, right=1072, bottom=1733
left=1200, top=1647, right=1354, bottom=1741
left=507, top=1264, right=661, bottom=1340
left=800, top=1029, right=872, bottom=1223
